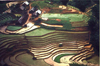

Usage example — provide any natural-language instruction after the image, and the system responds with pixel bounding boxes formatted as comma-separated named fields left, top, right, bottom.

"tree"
left=60, top=0, right=69, bottom=5
left=88, top=16, right=99, bottom=56
left=67, top=0, right=91, bottom=12
left=0, top=1, right=8, bottom=14
left=91, top=5, right=99, bottom=20
left=44, top=0, right=51, bottom=3
left=45, top=0, right=69, bottom=5
left=51, top=0, right=62, bottom=4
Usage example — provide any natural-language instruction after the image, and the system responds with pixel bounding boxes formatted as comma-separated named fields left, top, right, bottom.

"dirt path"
left=41, top=23, right=63, bottom=27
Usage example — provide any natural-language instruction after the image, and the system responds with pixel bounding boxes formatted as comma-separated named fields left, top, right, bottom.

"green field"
left=7, top=26, right=22, bottom=31
left=31, top=1, right=57, bottom=9
left=0, top=1, right=98, bottom=66
left=54, top=54, right=76, bottom=63
left=0, top=28, right=55, bottom=37
left=25, top=28, right=55, bottom=36
left=41, top=13, right=89, bottom=22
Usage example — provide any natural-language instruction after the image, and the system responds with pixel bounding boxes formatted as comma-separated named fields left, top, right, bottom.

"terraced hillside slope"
left=0, top=1, right=99, bottom=66
left=0, top=30, right=98, bottom=66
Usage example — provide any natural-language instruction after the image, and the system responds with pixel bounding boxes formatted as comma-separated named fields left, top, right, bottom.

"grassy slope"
left=25, top=28, right=55, bottom=36
left=0, top=28, right=55, bottom=37
left=41, top=13, right=89, bottom=22
left=31, top=1, right=57, bottom=9
left=7, top=26, right=22, bottom=31
left=54, top=54, right=76, bottom=63
left=0, top=1, right=98, bottom=66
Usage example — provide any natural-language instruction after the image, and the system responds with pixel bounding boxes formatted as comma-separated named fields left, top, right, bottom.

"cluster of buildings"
left=3, top=1, right=42, bottom=27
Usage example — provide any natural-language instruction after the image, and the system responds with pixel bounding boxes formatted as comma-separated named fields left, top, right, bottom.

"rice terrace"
left=0, top=0, right=99, bottom=66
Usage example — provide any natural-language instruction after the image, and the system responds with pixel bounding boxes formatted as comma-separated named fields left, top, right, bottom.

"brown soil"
left=71, top=27, right=88, bottom=31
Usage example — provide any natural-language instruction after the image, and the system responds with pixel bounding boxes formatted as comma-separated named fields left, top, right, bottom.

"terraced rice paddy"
left=41, top=13, right=89, bottom=22
left=0, top=30, right=91, bottom=66
left=54, top=54, right=75, bottom=63
left=0, top=1, right=98, bottom=66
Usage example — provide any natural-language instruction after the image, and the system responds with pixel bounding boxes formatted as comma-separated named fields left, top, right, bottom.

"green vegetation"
left=67, top=0, right=92, bottom=12
left=44, top=0, right=51, bottom=3
left=41, top=13, right=89, bottom=22
left=50, top=0, right=62, bottom=4
left=0, top=1, right=99, bottom=66
left=31, top=1, right=57, bottom=9
left=0, top=1, right=8, bottom=14
left=43, top=20, right=66, bottom=25
left=91, top=5, right=99, bottom=20
left=44, top=0, right=69, bottom=5
left=7, top=26, right=22, bottom=31
left=0, top=13, right=19, bottom=26
left=10, top=4, right=28, bottom=14
left=44, top=0, right=62, bottom=4
left=54, top=54, right=75, bottom=63
left=88, top=16, right=99, bottom=55
left=25, top=28, right=55, bottom=36
left=67, top=5, right=80, bottom=11
left=41, top=19, right=72, bottom=30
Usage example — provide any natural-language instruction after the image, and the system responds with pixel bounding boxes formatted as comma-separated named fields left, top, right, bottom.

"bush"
left=0, top=2, right=8, bottom=14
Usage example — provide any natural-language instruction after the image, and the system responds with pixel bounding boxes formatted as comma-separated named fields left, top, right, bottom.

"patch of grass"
left=69, top=17, right=84, bottom=22
left=43, top=20, right=63, bottom=25
left=41, top=13, right=89, bottom=22
left=7, top=26, right=22, bottom=31
left=54, top=54, right=76, bottom=63
left=31, top=1, right=57, bottom=9
left=42, top=19, right=72, bottom=30
left=25, top=28, right=55, bottom=36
